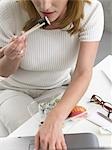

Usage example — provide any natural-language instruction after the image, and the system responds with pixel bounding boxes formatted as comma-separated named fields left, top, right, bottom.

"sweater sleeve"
left=0, top=0, right=17, bottom=47
left=79, top=0, right=104, bottom=42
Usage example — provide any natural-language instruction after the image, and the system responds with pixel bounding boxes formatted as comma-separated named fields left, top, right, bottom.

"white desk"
left=9, top=55, right=112, bottom=148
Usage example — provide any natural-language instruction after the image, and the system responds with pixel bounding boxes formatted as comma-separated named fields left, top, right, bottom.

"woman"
left=0, top=0, right=104, bottom=149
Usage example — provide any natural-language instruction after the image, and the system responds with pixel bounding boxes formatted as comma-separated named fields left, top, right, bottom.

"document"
left=101, top=55, right=112, bottom=83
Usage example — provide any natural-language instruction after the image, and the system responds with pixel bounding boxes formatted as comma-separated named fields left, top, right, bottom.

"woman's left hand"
left=35, top=113, right=67, bottom=150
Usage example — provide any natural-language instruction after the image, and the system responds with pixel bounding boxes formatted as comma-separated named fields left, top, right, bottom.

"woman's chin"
left=47, top=17, right=57, bottom=23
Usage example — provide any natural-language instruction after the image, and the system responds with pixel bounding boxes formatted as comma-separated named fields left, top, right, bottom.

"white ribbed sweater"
left=0, top=0, right=104, bottom=89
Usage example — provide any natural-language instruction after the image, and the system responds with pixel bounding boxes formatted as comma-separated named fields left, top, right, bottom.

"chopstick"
left=24, top=21, right=47, bottom=36
left=1, top=16, right=50, bottom=50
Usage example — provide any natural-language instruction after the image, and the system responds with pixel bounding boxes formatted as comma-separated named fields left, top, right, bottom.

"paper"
left=87, top=111, right=112, bottom=133
left=62, top=111, right=88, bottom=133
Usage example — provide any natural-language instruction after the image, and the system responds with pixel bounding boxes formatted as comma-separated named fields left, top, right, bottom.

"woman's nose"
left=40, top=0, right=52, bottom=11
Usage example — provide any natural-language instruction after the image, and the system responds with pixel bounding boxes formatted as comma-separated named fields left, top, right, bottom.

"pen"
left=97, top=111, right=112, bottom=123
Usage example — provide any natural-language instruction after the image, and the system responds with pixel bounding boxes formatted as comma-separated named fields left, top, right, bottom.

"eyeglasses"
left=90, top=95, right=112, bottom=118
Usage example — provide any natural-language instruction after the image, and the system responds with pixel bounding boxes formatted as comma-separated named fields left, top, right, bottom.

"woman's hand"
left=3, top=33, right=27, bottom=60
left=35, top=112, right=67, bottom=150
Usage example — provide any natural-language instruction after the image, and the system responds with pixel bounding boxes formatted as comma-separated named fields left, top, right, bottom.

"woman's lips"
left=41, top=11, right=55, bottom=16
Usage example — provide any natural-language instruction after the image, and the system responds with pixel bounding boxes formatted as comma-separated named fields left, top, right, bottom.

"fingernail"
left=21, top=31, right=25, bottom=35
left=11, top=36, right=17, bottom=40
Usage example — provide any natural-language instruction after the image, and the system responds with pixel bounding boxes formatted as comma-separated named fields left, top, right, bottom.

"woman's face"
left=31, top=0, right=68, bottom=22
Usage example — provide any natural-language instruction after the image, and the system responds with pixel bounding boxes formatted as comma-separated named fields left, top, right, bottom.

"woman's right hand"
left=3, top=33, right=27, bottom=60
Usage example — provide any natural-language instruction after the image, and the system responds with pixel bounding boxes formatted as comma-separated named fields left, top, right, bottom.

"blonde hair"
left=19, top=0, right=91, bottom=35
